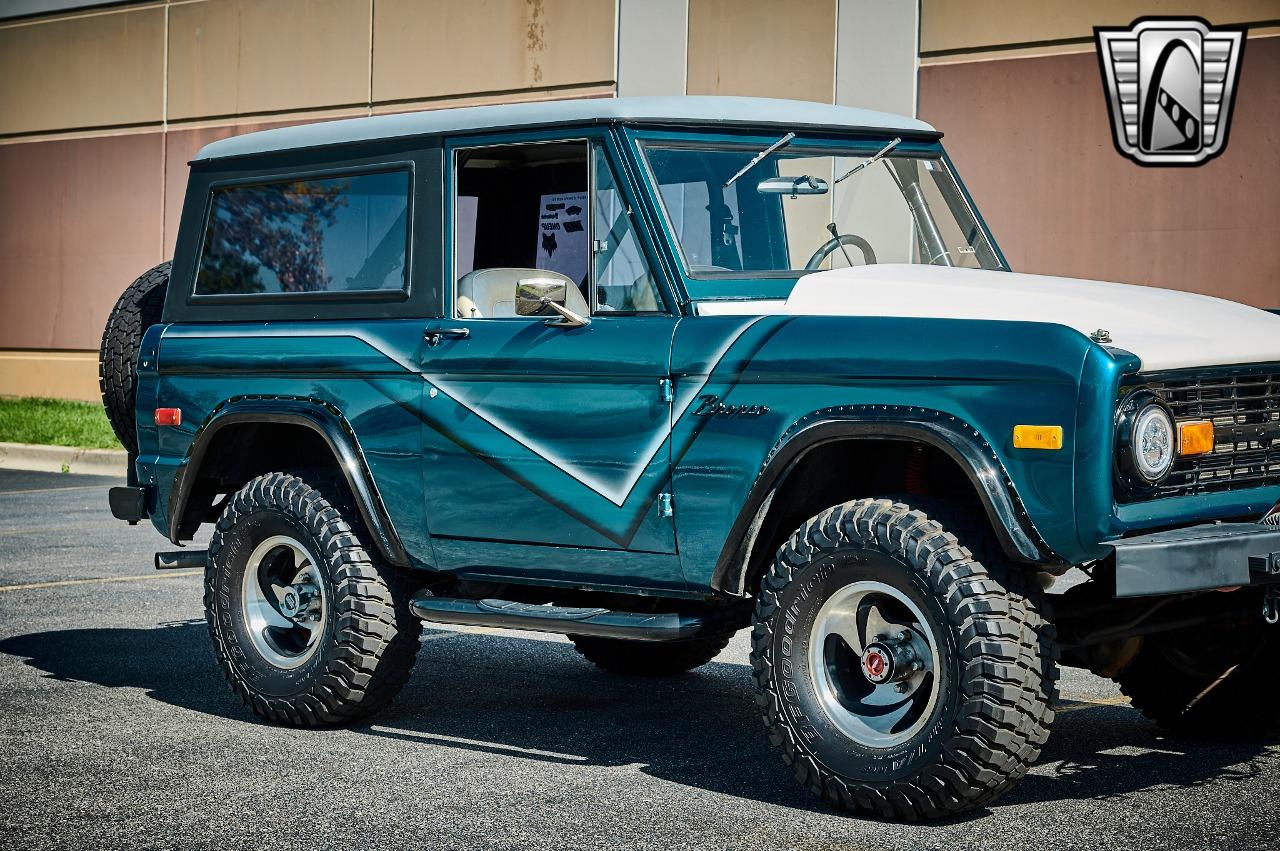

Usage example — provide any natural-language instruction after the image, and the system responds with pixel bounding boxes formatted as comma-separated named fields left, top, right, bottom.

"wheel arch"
left=710, top=406, right=1061, bottom=597
left=167, top=396, right=409, bottom=566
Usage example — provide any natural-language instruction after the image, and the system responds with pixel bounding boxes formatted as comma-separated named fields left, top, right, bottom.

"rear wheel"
left=1114, top=608, right=1280, bottom=738
left=751, top=497, right=1056, bottom=820
left=569, top=632, right=733, bottom=676
left=205, top=472, right=421, bottom=725
left=99, top=261, right=169, bottom=454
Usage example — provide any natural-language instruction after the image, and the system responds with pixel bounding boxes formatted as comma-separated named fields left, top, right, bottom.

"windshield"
left=640, top=139, right=1004, bottom=277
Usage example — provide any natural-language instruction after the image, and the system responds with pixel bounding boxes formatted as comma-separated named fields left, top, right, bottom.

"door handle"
left=424, top=327, right=470, bottom=347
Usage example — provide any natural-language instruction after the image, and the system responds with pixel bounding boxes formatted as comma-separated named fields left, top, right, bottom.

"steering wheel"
left=804, top=233, right=877, bottom=271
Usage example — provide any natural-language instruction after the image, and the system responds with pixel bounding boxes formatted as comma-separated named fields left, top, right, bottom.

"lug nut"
left=895, top=682, right=910, bottom=693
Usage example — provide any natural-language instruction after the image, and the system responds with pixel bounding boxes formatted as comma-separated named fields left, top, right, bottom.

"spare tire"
left=99, top=261, right=170, bottom=454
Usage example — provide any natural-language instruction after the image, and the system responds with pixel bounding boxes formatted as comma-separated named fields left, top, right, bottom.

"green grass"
left=0, top=396, right=120, bottom=450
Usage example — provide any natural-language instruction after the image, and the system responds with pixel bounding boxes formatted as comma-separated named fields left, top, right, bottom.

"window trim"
left=188, top=161, right=416, bottom=305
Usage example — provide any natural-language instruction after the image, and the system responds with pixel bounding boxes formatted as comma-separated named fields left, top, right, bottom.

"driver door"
left=418, top=134, right=683, bottom=591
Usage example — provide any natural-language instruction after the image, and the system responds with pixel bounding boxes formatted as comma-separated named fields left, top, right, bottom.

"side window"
left=592, top=146, right=663, bottom=313
left=195, top=169, right=410, bottom=296
left=454, top=141, right=590, bottom=318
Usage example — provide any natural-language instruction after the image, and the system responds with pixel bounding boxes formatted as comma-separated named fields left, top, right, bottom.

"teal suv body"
left=100, top=97, right=1280, bottom=819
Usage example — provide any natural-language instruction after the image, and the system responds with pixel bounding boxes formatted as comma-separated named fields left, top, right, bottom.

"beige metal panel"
left=167, top=0, right=372, bottom=121
left=618, top=0, right=688, bottom=96
left=918, top=37, right=1280, bottom=308
left=163, top=118, right=313, bottom=253
left=372, top=0, right=616, bottom=104
left=687, top=0, right=835, bottom=101
left=0, top=6, right=164, bottom=135
left=0, top=351, right=99, bottom=403
left=922, top=0, right=1280, bottom=55
left=0, top=133, right=164, bottom=351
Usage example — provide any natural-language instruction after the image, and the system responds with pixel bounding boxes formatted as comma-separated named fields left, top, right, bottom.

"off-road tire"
left=1114, top=613, right=1280, bottom=739
left=99, top=261, right=169, bottom=454
left=205, top=472, right=421, bottom=725
left=569, top=632, right=733, bottom=676
left=751, top=497, right=1057, bottom=820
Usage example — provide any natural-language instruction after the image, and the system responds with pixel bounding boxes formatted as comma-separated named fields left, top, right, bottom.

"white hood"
left=697, top=265, right=1280, bottom=372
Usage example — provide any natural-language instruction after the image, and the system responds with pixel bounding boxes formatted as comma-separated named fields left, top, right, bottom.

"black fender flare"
left=167, top=396, right=409, bottom=567
left=711, top=405, right=1062, bottom=596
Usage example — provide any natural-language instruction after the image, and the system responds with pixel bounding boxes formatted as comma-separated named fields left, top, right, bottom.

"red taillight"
left=154, top=408, right=182, bottom=426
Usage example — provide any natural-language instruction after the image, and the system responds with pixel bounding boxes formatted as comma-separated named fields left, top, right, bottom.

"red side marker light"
left=154, top=408, right=182, bottom=426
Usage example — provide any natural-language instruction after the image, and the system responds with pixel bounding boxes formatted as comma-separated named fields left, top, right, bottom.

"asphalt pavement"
left=0, top=468, right=1277, bottom=850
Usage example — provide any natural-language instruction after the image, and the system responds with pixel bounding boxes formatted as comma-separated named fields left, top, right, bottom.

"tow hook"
left=1264, top=587, right=1280, bottom=626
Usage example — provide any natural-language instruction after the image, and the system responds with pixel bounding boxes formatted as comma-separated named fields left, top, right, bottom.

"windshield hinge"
left=658, top=492, right=674, bottom=518
left=659, top=377, right=674, bottom=403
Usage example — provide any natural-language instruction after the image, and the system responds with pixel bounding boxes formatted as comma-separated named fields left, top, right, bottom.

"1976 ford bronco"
left=101, top=96, right=1280, bottom=819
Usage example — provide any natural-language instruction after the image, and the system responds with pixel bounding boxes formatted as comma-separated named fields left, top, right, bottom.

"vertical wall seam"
left=159, top=0, right=170, bottom=260
left=682, top=0, right=690, bottom=95
left=831, top=0, right=840, bottom=105
left=367, top=0, right=375, bottom=115
left=613, top=0, right=621, bottom=96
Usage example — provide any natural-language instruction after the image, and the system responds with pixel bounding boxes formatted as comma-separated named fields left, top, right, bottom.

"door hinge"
left=658, top=492, right=674, bottom=518
left=659, top=377, right=674, bottom=403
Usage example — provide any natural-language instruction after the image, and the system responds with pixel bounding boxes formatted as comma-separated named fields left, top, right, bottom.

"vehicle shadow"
left=1, top=621, right=1274, bottom=820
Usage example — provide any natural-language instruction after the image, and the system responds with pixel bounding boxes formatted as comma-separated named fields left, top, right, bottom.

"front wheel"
left=205, top=472, right=421, bottom=725
left=751, top=498, right=1056, bottom=820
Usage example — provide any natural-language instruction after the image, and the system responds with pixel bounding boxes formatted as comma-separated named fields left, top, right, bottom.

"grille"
left=1133, top=367, right=1280, bottom=500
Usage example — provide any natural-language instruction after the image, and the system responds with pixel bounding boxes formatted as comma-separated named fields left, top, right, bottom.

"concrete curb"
left=0, top=441, right=127, bottom=477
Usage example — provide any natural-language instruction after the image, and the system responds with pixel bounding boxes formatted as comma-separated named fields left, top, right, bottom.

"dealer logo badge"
left=1095, top=18, right=1245, bottom=166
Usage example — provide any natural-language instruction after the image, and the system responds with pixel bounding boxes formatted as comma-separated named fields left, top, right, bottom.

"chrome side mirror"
left=515, top=278, right=567, bottom=316
left=515, top=278, right=590, bottom=328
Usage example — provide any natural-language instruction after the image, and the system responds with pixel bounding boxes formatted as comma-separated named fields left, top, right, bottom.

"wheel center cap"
left=862, top=644, right=893, bottom=683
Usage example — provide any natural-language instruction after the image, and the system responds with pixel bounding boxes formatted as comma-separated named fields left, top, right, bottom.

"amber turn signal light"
left=154, top=408, right=182, bottom=427
left=1177, top=420, right=1214, bottom=456
left=1012, top=425, right=1063, bottom=450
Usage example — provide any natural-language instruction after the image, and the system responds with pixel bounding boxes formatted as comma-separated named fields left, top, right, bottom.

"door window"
left=452, top=140, right=664, bottom=318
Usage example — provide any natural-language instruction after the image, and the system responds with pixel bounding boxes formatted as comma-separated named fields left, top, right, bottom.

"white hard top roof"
left=194, top=96, right=937, bottom=162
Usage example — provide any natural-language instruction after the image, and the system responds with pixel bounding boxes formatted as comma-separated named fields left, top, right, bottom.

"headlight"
left=1131, top=403, right=1175, bottom=482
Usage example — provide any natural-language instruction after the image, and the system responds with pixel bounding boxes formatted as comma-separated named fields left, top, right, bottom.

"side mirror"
left=515, top=278, right=567, bottom=316
left=756, top=175, right=828, bottom=197
left=515, top=277, right=590, bottom=328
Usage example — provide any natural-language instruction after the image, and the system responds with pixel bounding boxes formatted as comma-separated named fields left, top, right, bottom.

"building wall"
left=1, top=0, right=923, bottom=403
left=917, top=0, right=1280, bottom=306
left=0, top=0, right=620, bottom=401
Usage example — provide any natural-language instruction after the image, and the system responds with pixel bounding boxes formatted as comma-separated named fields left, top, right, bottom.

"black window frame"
left=165, top=138, right=444, bottom=324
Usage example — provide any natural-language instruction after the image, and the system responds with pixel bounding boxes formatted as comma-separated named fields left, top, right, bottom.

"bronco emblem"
left=692, top=395, right=769, bottom=418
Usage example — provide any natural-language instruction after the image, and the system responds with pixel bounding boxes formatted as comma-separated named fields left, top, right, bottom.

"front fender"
left=709, top=406, right=1060, bottom=596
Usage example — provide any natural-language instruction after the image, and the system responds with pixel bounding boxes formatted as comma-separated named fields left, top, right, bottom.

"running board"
left=409, top=594, right=703, bottom=642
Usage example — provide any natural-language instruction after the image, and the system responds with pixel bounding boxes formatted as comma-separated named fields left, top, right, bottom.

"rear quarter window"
left=194, top=168, right=411, bottom=297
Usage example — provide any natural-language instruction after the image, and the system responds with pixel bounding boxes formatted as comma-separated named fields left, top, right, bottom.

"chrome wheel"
left=239, top=535, right=327, bottom=670
left=808, top=579, right=940, bottom=748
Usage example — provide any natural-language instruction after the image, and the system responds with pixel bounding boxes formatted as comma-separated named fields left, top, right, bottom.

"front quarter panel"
left=670, top=315, right=1096, bottom=588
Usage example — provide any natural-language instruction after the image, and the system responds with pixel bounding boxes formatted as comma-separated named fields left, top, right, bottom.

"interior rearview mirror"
left=756, top=175, right=828, bottom=196
left=515, top=278, right=567, bottom=316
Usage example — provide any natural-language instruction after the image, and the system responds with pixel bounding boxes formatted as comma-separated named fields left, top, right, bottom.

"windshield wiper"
left=833, top=137, right=902, bottom=184
left=723, top=132, right=796, bottom=189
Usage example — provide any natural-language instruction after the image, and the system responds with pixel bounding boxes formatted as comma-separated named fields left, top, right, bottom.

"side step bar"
left=410, top=594, right=704, bottom=642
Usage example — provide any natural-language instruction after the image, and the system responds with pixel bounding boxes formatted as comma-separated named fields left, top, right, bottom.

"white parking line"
left=0, top=569, right=202, bottom=593
left=0, top=484, right=107, bottom=497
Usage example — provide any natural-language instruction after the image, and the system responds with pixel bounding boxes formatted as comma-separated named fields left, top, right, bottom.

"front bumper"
left=1112, top=522, right=1280, bottom=597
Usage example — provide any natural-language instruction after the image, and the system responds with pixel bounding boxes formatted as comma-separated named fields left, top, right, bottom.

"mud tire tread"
left=205, top=472, right=421, bottom=726
left=750, top=497, right=1058, bottom=820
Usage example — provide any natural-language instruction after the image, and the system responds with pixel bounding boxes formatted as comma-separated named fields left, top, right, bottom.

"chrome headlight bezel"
left=1116, top=390, right=1177, bottom=491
